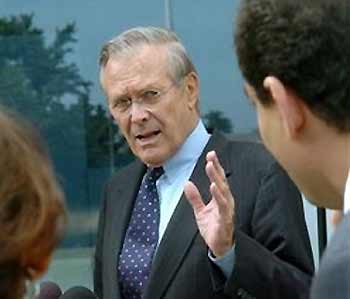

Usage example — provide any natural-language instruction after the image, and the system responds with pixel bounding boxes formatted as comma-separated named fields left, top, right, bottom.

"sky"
left=1, top=0, right=257, bottom=132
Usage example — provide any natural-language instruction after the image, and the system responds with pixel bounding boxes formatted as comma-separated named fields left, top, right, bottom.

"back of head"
left=235, top=0, right=350, bottom=132
left=99, top=26, right=197, bottom=85
left=0, top=106, right=66, bottom=299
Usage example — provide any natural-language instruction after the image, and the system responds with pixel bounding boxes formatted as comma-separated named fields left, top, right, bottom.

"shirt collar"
left=163, top=120, right=210, bottom=180
left=344, top=169, right=350, bottom=213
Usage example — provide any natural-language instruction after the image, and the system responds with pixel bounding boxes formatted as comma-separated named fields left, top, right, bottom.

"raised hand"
left=184, top=150, right=235, bottom=257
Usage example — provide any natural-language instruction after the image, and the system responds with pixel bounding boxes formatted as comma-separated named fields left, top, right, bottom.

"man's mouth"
left=136, top=130, right=161, bottom=140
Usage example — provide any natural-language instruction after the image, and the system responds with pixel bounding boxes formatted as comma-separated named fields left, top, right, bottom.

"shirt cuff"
left=208, top=245, right=236, bottom=279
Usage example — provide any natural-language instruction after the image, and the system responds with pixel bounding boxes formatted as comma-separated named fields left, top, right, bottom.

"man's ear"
left=184, top=72, right=199, bottom=110
left=263, top=76, right=305, bottom=138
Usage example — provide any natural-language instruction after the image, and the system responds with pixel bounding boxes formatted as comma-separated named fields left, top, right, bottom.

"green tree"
left=0, top=14, right=134, bottom=208
left=203, top=110, right=233, bottom=134
left=0, top=14, right=132, bottom=169
left=0, top=14, right=90, bottom=118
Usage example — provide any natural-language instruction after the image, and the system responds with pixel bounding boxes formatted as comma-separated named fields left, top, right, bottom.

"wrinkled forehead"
left=101, top=45, right=173, bottom=94
left=101, top=45, right=172, bottom=87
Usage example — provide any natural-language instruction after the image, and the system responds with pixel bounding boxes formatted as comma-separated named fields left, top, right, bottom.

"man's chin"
left=138, top=152, right=166, bottom=168
left=306, top=193, right=343, bottom=210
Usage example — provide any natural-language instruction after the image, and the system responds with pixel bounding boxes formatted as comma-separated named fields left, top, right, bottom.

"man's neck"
left=300, top=113, right=350, bottom=208
left=317, top=133, right=350, bottom=205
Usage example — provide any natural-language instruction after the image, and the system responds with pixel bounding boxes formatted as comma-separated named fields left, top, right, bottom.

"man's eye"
left=113, top=97, right=131, bottom=109
left=143, top=90, right=160, bottom=100
left=119, top=97, right=131, bottom=105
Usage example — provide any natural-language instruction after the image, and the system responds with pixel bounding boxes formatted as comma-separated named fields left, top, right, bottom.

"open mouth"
left=136, top=130, right=161, bottom=140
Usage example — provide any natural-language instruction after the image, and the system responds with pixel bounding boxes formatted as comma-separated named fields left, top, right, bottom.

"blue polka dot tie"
left=118, top=167, right=164, bottom=299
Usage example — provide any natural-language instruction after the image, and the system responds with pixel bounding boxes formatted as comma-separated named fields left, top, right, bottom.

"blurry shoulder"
left=311, top=215, right=350, bottom=298
left=322, top=215, right=350, bottom=256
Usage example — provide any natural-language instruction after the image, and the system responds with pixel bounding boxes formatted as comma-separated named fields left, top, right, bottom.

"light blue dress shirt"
left=156, top=119, right=210, bottom=244
left=154, top=119, right=235, bottom=278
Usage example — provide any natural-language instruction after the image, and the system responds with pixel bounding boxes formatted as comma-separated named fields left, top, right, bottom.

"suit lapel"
left=108, top=161, right=146, bottom=299
left=144, top=131, right=231, bottom=299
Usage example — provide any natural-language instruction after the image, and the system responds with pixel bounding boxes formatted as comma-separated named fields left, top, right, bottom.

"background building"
left=0, top=0, right=330, bottom=290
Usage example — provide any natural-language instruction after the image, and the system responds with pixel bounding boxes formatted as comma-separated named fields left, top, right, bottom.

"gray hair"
left=99, top=26, right=196, bottom=84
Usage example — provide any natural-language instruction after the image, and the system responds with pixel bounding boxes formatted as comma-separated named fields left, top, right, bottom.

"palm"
left=197, top=200, right=231, bottom=251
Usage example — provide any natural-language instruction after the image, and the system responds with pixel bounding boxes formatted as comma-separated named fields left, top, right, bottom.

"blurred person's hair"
left=0, top=105, right=66, bottom=299
left=235, top=0, right=350, bottom=132
left=99, top=26, right=197, bottom=85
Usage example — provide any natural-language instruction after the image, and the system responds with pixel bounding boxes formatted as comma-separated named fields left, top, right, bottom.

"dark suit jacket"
left=310, top=213, right=350, bottom=299
left=94, top=132, right=314, bottom=299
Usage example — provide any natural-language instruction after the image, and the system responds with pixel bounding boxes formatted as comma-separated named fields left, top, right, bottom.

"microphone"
left=59, top=286, right=98, bottom=299
left=39, top=281, right=62, bottom=299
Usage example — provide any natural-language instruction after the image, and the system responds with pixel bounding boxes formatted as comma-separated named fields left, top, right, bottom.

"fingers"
left=205, top=151, right=232, bottom=201
left=184, top=181, right=205, bottom=213
left=209, top=182, right=229, bottom=213
left=185, top=151, right=234, bottom=217
left=206, top=151, right=226, bottom=179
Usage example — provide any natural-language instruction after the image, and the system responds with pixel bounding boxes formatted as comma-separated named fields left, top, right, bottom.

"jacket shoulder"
left=223, top=137, right=278, bottom=171
left=105, top=159, right=144, bottom=190
left=311, top=216, right=350, bottom=298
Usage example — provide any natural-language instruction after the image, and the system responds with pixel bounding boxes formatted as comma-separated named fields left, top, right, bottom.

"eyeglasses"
left=109, top=81, right=180, bottom=114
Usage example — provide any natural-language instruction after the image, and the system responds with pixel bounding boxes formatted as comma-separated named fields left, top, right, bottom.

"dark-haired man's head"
left=234, top=0, right=350, bottom=208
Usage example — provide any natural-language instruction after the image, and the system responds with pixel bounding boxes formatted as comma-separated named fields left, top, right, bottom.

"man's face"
left=245, top=83, right=343, bottom=209
left=101, top=45, right=199, bottom=167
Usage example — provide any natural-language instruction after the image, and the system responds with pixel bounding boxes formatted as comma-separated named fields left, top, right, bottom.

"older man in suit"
left=94, top=26, right=314, bottom=299
left=234, top=0, right=350, bottom=298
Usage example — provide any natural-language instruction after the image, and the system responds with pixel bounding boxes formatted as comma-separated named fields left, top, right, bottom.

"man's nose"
left=130, top=102, right=149, bottom=123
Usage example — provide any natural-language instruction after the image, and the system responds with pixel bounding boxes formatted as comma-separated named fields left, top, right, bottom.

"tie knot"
left=147, top=167, right=164, bottom=182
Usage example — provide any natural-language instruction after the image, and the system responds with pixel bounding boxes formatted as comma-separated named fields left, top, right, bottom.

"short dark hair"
left=234, top=0, right=350, bottom=132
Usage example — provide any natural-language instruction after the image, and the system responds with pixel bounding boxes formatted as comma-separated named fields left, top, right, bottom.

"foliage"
left=0, top=14, right=136, bottom=217
left=0, top=14, right=130, bottom=170
left=203, top=110, right=233, bottom=134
